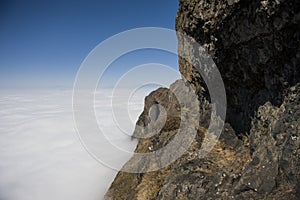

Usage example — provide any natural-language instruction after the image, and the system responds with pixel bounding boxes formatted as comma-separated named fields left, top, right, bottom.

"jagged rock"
left=105, top=80, right=202, bottom=199
left=156, top=85, right=300, bottom=199
left=106, top=84, right=300, bottom=199
left=106, top=0, right=300, bottom=199
left=176, top=0, right=300, bottom=133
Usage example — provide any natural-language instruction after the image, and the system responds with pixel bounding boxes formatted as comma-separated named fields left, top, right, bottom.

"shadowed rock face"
left=176, top=0, right=300, bottom=133
left=106, top=0, right=300, bottom=199
left=155, top=85, right=300, bottom=200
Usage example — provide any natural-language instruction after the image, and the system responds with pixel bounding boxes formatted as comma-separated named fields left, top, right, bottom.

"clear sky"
left=0, top=0, right=179, bottom=89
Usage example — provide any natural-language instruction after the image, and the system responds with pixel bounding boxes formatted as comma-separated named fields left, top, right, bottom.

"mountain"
left=105, top=0, right=300, bottom=199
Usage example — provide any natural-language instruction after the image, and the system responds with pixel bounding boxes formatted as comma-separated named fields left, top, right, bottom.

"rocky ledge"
left=106, top=0, right=300, bottom=199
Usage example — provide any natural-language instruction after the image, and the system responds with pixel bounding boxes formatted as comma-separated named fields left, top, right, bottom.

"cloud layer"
left=0, top=89, right=149, bottom=200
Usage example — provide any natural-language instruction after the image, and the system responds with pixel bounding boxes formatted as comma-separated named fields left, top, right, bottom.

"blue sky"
left=0, top=0, right=179, bottom=89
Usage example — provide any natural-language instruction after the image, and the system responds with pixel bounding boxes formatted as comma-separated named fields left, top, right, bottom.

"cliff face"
left=177, top=0, right=300, bottom=133
left=106, top=0, right=300, bottom=199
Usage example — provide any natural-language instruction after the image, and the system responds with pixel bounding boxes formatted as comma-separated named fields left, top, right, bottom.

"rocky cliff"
left=106, top=0, right=300, bottom=199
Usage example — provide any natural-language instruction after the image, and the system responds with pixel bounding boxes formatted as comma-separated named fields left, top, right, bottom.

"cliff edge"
left=106, top=0, right=300, bottom=199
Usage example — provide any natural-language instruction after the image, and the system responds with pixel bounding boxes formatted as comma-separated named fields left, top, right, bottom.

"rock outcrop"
left=177, top=0, right=300, bottom=133
left=106, top=0, right=300, bottom=199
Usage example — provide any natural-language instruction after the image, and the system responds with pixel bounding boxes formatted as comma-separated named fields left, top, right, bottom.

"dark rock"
left=176, top=0, right=300, bottom=133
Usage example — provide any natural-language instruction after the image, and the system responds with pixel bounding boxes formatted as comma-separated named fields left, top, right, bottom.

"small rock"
left=291, top=135, right=298, bottom=141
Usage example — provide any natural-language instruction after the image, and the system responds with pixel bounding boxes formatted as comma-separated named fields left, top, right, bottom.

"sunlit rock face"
left=106, top=0, right=300, bottom=199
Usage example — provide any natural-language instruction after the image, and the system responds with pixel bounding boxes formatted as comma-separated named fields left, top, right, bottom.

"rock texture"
left=177, top=0, right=300, bottom=133
left=106, top=0, right=300, bottom=199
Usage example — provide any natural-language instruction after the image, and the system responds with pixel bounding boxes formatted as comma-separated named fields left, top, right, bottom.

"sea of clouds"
left=0, top=88, right=153, bottom=200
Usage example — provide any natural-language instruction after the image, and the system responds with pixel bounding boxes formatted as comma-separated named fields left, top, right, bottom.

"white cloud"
left=0, top=88, right=152, bottom=200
